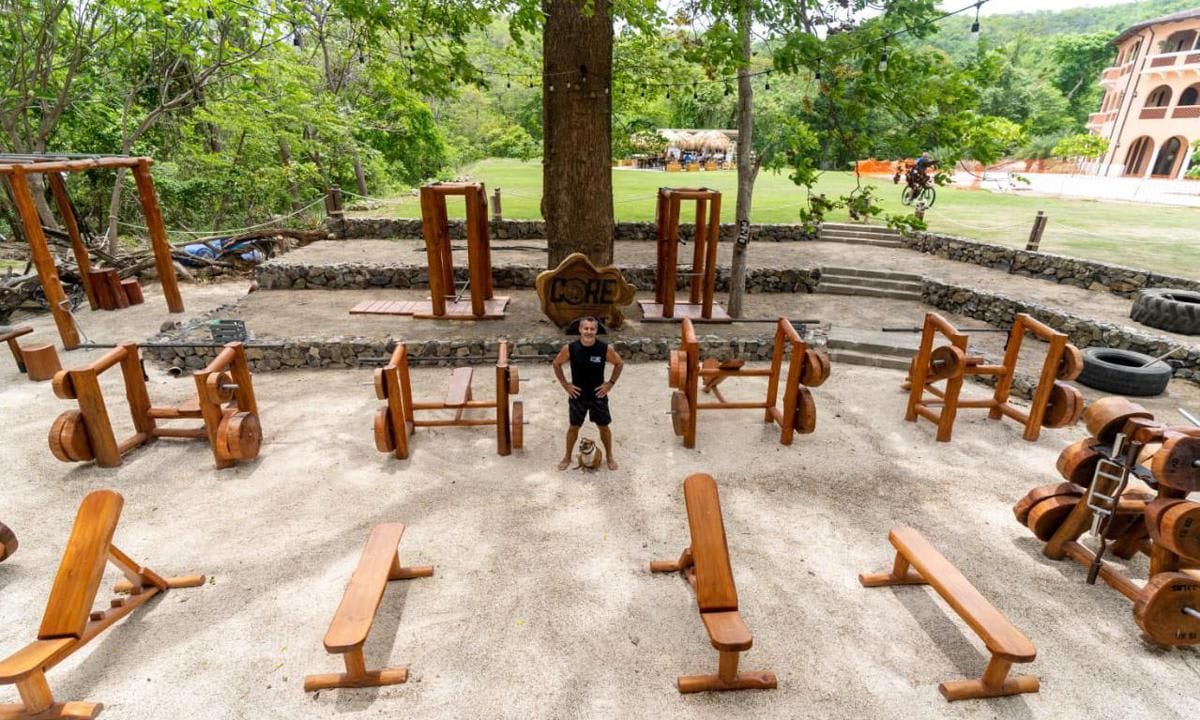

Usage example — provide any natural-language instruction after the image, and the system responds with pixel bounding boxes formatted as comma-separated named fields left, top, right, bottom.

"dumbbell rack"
left=667, top=317, right=829, bottom=449
left=905, top=311, right=1084, bottom=442
left=48, top=341, right=261, bottom=469
left=1016, top=397, right=1200, bottom=646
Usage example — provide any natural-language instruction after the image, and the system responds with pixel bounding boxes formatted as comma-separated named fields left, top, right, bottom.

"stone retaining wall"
left=331, top=217, right=813, bottom=242
left=903, top=231, right=1200, bottom=297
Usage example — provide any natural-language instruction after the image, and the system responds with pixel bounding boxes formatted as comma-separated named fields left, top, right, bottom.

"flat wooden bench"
left=859, top=527, right=1039, bottom=701
left=0, top=325, right=33, bottom=374
left=444, top=367, right=474, bottom=407
left=0, top=490, right=203, bottom=719
left=304, top=523, right=434, bottom=692
left=650, top=473, right=776, bottom=694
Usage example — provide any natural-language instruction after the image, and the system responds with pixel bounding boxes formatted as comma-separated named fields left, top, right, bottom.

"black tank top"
left=569, top=339, right=607, bottom=398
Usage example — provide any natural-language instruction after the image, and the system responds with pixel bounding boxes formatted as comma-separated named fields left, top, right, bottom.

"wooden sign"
left=535, top=252, right=636, bottom=328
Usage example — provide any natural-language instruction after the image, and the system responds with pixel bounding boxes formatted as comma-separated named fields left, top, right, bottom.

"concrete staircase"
left=818, top=222, right=903, bottom=247
left=816, top=267, right=923, bottom=301
left=826, top=326, right=919, bottom=371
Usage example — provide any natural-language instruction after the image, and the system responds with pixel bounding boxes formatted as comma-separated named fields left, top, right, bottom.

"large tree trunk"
left=542, top=0, right=614, bottom=268
left=727, top=0, right=755, bottom=318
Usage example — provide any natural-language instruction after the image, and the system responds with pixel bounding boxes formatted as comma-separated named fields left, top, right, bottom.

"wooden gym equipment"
left=638, top=187, right=729, bottom=322
left=49, top=341, right=261, bottom=470
left=860, top=527, right=1039, bottom=701
left=0, top=523, right=15, bottom=563
left=22, top=345, right=61, bottom=382
left=0, top=156, right=183, bottom=349
left=304, top=523, right=434, bottom=692
left=373, top=340, right=523, bottom=458
left=650, top=473, right=777, bottom=693
left=0, top=490, right=203, bottom=719
left=1015, top=396, right=1200, bottom=647
left=1, top=326, right=33, bottom=374
left=905, top=311, right=1084, bottom=442
left=668, top=317, right=829, bottom=449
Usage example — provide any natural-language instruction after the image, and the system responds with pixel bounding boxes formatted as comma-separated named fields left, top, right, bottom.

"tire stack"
left=1130, top=288, right=1200, bottom=335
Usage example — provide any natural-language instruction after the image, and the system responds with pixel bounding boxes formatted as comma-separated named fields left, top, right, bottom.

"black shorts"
left=569, top=396, right=611, bottom=427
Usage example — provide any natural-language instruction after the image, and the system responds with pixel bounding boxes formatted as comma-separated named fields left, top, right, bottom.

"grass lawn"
left=355, top=158, right=1200, bottom=280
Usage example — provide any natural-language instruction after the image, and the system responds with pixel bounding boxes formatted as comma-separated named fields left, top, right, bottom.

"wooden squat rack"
left=639, top=187, right=729, bottom=322
left=373, top=340, right=523, bottom=458
left=419, top=182, right=507, bottom=319
left=0, top=156, right=183, bottom=349
left=860, top=527, right=1039, bottom=701
left=1016, top=397, right=1200, bottom=646
left=668, top=317, right=829, bottom=449
left=650, top=473, right=777, bottom=693
left=304, top=523, right=434, bottom=692
left=49, top=342, right=261, bottom=470
left=0, top=490, right=203, bottom=720
left=905, top=312, right=1084, bottom=442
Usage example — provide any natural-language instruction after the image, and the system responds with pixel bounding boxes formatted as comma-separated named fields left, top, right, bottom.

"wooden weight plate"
left=1042, top=381, right=1084, bottom=429
left=511, top=401, right=524, bottom=449
left=0, top=522, right=16, bottom=563
left=1152, top=434, right=1200, bottom=493
left=1026, top=495, right=1081, bottom=541
left=48, top=410, right=93, bottom=463
left=508, top=367, right=521, bottom=396
left=374, top=408, right=395, bottom=453
left=1056, top=344, right=1084, bottom=381
left=1056, top=437, right=1102, bottom=486
left=800, top=349, right=831, bottom=387
left=671, top=391, right=690, bottom=437
left=927, top=344, right=965, bottom=383
left=1083, top=396, right=1153, bottom=445
left=668, top=350, right=686, bottom=390
left=793, top=386, right=817, bottom=434
left=51, top=370, right=75, bottom=400
left=205, top=371, right=235, bottom=405
left=219, top=411, right=262, bottom=461
left=1147, top=500, right=1200, bottom=562
left=374, top=368, right=388, bottom=400
left=1134, top=572, right=1200, bottom=646
left=1013, top=482, right=1085, bottom=525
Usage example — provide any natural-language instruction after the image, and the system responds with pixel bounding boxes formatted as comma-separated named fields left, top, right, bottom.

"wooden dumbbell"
left=1056, top=344, right=1083, bottom=381
left=216, top=409, right=261, bottom=461
left=205, top=371, right=238, bottom=404
left=926, top=344, right=965, bottom=383
left=1151, top=433, right=1200, bottom=493
left=508, top=367, right=520, bottom=396
left=668, top=350, right=686, bottom=390
left=1083, top=397, right=1154, bottom=445
left=670, top=391, right=690, bottom=437
left=0, top=522, right=17, bottom=563
left=1041, top=381, right=1084, bottom=429
left=1146, top=499, right=1200, bottom=562
left=800, top=349, right=831, bottom=387
left=1134, top=573, right=1200, bottom=646
left=511, top=401, right=524, bottom=449
left=48, top=410, right=94, bottom=463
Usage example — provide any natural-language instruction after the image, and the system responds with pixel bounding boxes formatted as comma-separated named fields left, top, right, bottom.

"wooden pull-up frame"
left=0, top=156, right=183, bottom=350
left=638, top=187, right=729, bottom=323
left=668, top=317, right=829, bottom=449
left=905, top=312, right=1083, bottom=442
left=0, top=490, right=203, bottom=720
left=373, top=340, right=523, bottom=458
left=418, top=182, right=508, bottom=319
left=49, top=341, right=260, bottom=470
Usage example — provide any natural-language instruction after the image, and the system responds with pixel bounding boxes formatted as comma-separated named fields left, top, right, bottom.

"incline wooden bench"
left=650, top=473, right=777, bottom=693
left=0, top=490, right=203, bottom=719
left=859, top=527, right=1039, bottom=701
left=304, top=523, right=434, bottom=692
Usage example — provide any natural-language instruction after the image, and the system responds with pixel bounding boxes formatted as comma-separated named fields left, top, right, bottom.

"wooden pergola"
left=0, top=155, right=182, bottom=349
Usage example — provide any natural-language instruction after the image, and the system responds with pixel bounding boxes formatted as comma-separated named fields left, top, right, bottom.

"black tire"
left=920, top=186, right=936, bottom=208
left=1130, top=288, right=1200, bottom=335
left=1076, top=347, right=1172, bottom=397
left=900, top=186, right=915, bottom=206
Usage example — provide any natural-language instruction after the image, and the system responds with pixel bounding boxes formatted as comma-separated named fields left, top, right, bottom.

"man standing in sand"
left=553, top=316, right=623, bottom=471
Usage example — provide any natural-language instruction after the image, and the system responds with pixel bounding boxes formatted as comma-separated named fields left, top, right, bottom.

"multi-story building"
left=1088, top=9, right=1200, bottom=178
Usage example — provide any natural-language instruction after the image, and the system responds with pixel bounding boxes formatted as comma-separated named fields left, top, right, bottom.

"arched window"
left=1153, top=137, right=1186, bottom=176
left=1181, top=85, right=1200, bottom=106
left=1124, top=137, right=1154, bottom=176
left=1146, top=85, right=1173, bottom=108
left=1163, top=30, right=1197, bottom=53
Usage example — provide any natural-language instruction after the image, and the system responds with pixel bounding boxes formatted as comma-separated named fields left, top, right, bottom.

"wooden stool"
left=304, top=523, right=433, bottom=692
left=0, top=326, right=33, bottom=373
left=0, top=522, right=16, bottom=563
left=0, top=490, right=203, bottom=719
left=22, top=344, right=61, bottom=382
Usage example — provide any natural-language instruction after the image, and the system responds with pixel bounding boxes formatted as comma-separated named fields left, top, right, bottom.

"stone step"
left=820, top=267, right=924, bottom=282
left=817, top=275, right=922, bottom=292
left=820, top=222, right=901, bottom=237
left=828, top=349, right=913, bottom=371
left=815, top=283, right=922, bottom=300
left=818, top=235, right=904, bottom=248
left=819, top=228, right=903, bottom=240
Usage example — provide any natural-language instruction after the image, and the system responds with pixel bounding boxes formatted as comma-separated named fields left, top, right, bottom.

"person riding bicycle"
left=906, top=152, right=936, bottom=190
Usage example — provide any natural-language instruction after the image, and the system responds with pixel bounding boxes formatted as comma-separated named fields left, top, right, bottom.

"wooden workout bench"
left=49, top=341, right=261, bottom=469
left=373, top=340, right=523, bottom=458
left=639, top=187, right=729, bottom=322
left=0, top=490, right=203, bottom=719
left=859, top=527, right=1038, bottom=701
left=905, top=311, right=1084, bottom=442
left=0, top=326, right=33, bottom=373
left=650, top=473, right=777, bottom=693
left=304, top=523, right=434, bottom=692
left=668, top=317, right=829, bottom=449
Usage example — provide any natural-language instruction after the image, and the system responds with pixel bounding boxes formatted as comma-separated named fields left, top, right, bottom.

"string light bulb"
left=879, top=44, right=888, bottom=72
left=970, top=2, right=981, bottom=35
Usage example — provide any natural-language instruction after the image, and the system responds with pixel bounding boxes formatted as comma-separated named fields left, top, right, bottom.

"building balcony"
left=1139, top=107, right=1168, bottom=119
left=1100, top=62, right=1134, bottom=87
left=1141, top=51, right=1200, bottom=78
left=1087, top=110, right=1118, bottom=127
left=1173, top=104, right=1200, bottom=118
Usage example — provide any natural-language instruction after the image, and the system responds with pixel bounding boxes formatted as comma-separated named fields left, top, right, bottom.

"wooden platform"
left=350, top=297, right=510, bottom=319
left=349, top=300, right=422, bottom=316
left=638, top=301, right=731, bottom=323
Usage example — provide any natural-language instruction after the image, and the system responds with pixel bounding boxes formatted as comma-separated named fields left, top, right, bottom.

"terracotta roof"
left=1114, top=8, right=1200, bottom=45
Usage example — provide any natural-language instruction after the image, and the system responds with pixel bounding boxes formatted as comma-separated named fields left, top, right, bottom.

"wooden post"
left=47, top=172, right=98, bottom=310
left=490, top=187, right=502, bottom=221
left=6, top=168, right=80, bottom=348
left=690, top=198, right=707, bottom=305
left=328, top=187, right=345, bottom=220
left=1025, top=211, right=1047, bottom=252
left=131, top=159, right=184, bottom=313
